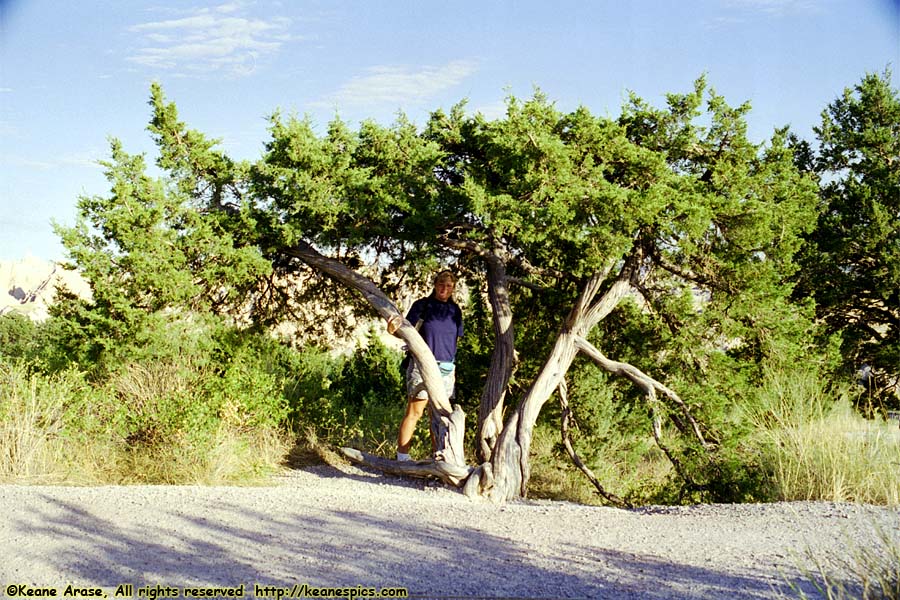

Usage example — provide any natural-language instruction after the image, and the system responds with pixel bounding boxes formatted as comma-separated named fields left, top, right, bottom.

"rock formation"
left=0, top=256, right=91, bottom=321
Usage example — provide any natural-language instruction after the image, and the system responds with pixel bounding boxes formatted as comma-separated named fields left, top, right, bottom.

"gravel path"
left=1, top=463, right=898, bottom=600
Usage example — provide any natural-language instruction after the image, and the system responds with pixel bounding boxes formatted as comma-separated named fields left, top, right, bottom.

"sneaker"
left=396, top=452, right=412, bottom=462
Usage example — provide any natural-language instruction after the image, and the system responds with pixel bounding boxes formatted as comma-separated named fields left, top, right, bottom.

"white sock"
left=396, top=452, right=411, bottom=462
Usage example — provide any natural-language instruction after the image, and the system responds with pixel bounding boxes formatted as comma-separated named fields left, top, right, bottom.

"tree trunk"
left=476, top=253, right=515, bottom=463
left=282, top=241, right=465, bottom=466
left=341, top=446, right=471, bottom=487
left=487, top=331, right=580, bottom=501
left=472, top=266, right=635, bottom=502
left=436, top=238, right=517, bottom=464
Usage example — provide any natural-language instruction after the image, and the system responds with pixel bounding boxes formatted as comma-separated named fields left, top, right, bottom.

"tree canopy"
left=56, top=76, right=839, bottom=502
left=794, top=69, right=900, bottom=405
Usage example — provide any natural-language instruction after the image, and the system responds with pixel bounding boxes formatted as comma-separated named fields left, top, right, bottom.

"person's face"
left=434, top=279, right=454, bottom=302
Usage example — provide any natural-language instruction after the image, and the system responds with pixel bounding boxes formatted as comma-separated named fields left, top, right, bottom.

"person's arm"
left=406, top=298, right=426, bottom=327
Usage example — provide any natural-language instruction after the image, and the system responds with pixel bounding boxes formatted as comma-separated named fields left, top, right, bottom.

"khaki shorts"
left=406, top=360, right=455, bottom=400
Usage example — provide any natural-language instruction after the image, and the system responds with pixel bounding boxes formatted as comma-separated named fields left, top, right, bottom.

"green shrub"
left=281, top=345, right=342, bottom=429
left=292, top=330, right=410, bottom=456
left=0, top=320, right=297, bottom=486
left=0, top=314, right=42, bottom=363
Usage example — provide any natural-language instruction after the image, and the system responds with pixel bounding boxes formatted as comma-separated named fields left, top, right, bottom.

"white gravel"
left=1, top=463, right=898, bottom=600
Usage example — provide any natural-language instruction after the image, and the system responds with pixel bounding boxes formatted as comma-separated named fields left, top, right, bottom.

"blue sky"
left=1, top=0, right=897, bottom=262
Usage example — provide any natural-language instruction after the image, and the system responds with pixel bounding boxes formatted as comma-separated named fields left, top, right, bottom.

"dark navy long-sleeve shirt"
left=406, top=296, right=464, bottom=363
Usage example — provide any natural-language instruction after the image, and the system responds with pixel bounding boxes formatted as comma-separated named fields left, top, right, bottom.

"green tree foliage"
left=794, top=70, right=900, bottom=405
left=49, top=77, right=831, bottom=502
left=415, top=81, right=823, bottom=500
left=0, top=314, right=40, bottom=362
left=52, top=84, right=271, bottom=370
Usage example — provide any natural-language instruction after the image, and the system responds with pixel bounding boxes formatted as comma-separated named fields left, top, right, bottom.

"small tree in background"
left=794, top=69, right=900, bottom=409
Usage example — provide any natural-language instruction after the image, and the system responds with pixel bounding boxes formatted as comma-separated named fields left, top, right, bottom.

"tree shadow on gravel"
left=294, top=461, right=450, bottom=491
left=3, top=474, right=821, bottom=600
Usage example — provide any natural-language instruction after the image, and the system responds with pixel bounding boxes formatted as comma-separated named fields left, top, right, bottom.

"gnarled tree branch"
left=572, top=335, right=709, bottom=449
left=282, top=240, right=466, bottom=467
left=558, top=380, right=631, bottom=508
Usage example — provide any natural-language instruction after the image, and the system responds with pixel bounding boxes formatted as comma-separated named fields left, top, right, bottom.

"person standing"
left=396, top=270, right=463, bottom=461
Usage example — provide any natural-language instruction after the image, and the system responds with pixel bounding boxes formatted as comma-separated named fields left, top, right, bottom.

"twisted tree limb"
left=341, top=448, right=472, bottom=487
left=557, top=380, right=631, bottom=508
left=436, top=235, right=516, bottom=463
left=572, top=335, right=709, bottom=449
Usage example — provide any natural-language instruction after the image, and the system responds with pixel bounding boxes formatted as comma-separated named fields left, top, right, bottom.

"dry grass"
left=0, top=363, right=69, bottom=483
left=0, top=361, right=294, bottom=486
left=283, top=425, right=349, bottom=470
left=748, top=370, right=900, bottom=506
left=768, top=411, right=900, bottom=505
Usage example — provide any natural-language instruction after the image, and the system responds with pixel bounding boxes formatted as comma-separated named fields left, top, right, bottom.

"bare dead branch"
left=647, top=402, right=694, bottom=489
left=572, top=335, right=709, bottom=449
left=505, top=276, right=549, bottom=292
left=558, top=380, right=631, bottom=508
left=341, top=448, right=472, bottom=487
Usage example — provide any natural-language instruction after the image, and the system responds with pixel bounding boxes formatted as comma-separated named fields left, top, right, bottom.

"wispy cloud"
left=725, top=0, right=820, bottom=14
left=60, top=149, right=106, bottom=170
left=706, top=0, right=823, bottom=27
left=126, top=2, right=294, bottom=77
left=316, top=59, right=479, bottom=108
left=2, top=148, right=106, bottom=171
left=2, top=157, right=57, bottom=170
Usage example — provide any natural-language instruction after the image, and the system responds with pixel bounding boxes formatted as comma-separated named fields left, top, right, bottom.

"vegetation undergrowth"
left=527, top=361, right=900, bottom=507
left=0, top=315, right=418, bottom=486
left=5, top=309, right=898, bottom=507
left=0, top=358, right=295, bottom=485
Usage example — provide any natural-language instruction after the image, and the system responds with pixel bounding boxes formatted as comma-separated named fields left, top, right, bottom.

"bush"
left=0, top=313, right=42, bottom=363
left=293, top=330, right=410, bottom=456
left=335, top=328, right=404, bottom=411
left=0, top=318, right=299, bottom=485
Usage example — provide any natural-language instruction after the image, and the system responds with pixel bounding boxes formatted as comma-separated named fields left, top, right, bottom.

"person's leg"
left=397, top=397, right=428, bottom=458
left=400, top=369, right=454, bottom=459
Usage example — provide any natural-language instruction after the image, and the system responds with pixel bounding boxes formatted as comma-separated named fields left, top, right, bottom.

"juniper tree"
left=58, top=79, right=823, bottom=502
left=794, top=70, right=900, bottom=406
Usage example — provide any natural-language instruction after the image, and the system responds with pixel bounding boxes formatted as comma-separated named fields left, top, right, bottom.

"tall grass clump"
left=85, top=356, right=292, bottom=485
left=0, top=362, right=72, bottom=482
left=0, top=316, right=302, bottom=485
left=746, top=368, right=900, bottom=505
